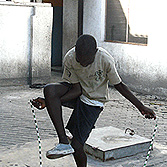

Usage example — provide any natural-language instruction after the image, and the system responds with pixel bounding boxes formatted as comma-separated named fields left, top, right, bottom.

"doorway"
left=43, top=0, right=63, bottom=67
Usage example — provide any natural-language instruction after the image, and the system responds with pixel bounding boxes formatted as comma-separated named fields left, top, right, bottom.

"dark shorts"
left=60, top=82, right=103, bottom=145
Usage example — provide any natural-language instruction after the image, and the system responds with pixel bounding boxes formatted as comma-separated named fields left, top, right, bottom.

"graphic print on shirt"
left=65, top=68, right=71, bottom=77
left=86, top=70, right=104, bottom=81
left=95, top=70, right=104, bottom=81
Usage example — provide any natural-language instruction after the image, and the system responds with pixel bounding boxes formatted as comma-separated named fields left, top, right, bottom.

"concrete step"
left=85, top=126, right=151, bottom=161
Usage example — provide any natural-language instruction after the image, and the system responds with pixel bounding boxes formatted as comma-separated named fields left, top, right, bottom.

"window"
left=105, top=0, right=149, bottom=45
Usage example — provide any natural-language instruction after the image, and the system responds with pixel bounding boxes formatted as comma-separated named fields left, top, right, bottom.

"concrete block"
left=0, top=2, right=52, bottom=86
left=85, top=126, right=151, bottom=161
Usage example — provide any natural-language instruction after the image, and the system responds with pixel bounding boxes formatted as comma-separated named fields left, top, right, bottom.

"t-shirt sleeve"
left=106, top=56, right=122, bottom=85
left=62, top=54, right=79, bottom=84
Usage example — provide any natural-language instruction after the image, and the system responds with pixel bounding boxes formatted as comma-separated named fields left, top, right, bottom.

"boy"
left=32, top=34, right=156, bottom=167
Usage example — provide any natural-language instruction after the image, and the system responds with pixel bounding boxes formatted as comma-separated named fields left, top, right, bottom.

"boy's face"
left=76, top=49, right=97, bottom=67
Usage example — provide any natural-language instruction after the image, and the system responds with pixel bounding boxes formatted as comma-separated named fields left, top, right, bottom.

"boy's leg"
left=44, top=83, right=70, bottom=144
left=66, top=99, right=103, bottom=167
left=44, top=82, right=82, bottom=159
left=71, top=138, right=87, bottom=167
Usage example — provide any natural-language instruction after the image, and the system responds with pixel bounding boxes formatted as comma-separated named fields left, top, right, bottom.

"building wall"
left=63, top=0, right=167, bottom=96
left=83, top=0, right=167, bottom=97
left=0, top=2, right=53, bottom=86
left=62, top=0, right=78, bottom=57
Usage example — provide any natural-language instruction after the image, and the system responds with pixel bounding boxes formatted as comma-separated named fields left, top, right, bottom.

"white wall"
left=63, top=0, right=78, bottom=57
left=0, top=2, right=53, bottom=86
left=83, top=0, right=167, bottom=96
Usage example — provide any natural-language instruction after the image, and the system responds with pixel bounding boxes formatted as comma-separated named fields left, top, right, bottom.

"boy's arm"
left=114, top=82, right=156, bottom=119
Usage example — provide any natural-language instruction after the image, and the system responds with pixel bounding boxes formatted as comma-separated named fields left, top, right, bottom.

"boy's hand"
left=30, top=97, right=46, bottom=110
left=139, top=105, right=156, bottom=120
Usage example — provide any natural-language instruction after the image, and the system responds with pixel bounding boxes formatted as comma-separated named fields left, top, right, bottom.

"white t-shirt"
left=62, top=47, right=122, bottom=105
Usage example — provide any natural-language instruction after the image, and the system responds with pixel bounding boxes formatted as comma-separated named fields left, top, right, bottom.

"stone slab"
left=85, top=126, right=151, bottom=161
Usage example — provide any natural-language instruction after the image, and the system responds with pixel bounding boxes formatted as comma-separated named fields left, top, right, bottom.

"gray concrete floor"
left=0, top=71, right=167, bottom=166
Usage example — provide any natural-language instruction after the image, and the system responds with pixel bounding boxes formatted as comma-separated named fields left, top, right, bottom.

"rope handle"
left=125, top=128, right=135, bottom=136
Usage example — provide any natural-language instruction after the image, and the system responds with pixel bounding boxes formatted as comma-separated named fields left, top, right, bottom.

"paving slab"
left=0, top=138, right=76, bottom=167
left=0, top=71, right=167, bottom=166
left=1, top=138, right=167, bottom=167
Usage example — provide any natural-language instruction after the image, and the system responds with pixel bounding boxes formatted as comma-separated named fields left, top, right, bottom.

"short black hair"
left=75, top=34, right=97, bottom=57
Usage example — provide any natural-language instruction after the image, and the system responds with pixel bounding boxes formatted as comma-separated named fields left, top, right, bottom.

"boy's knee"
left=43, top=84, right=57, bottom=98
left=44, top=83, right=69, bottom=98
left=43, top=84, right=51, bottom=96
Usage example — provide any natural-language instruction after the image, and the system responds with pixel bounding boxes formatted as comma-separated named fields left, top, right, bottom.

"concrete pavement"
left=0, top=71, right=167, bottom=166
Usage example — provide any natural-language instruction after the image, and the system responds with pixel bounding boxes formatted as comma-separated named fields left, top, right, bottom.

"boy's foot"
left=46, top=143, right=75, bottom=159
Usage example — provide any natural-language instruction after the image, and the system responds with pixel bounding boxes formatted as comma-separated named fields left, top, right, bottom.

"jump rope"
left=143, top=117, right=158, bottom=167
left=29, top=101, right=158, bottom=167
left=30, top=101, right=42, bottom=167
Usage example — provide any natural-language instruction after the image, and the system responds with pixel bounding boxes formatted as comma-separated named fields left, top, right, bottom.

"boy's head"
left=75, top=34, right=97, bottom=67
